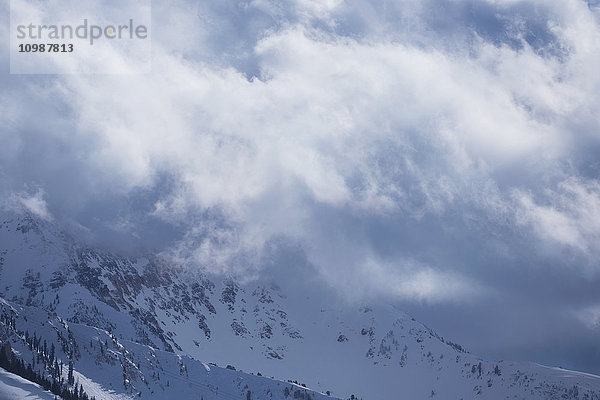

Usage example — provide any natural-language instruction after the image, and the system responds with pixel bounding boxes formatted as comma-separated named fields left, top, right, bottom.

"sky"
left=2, top=0, right=600, bottom=374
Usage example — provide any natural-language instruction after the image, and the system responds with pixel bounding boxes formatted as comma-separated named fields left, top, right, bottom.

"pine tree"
left=50, top=343, right=55, bottom=365
left=68, top=360, right=74, bottom=385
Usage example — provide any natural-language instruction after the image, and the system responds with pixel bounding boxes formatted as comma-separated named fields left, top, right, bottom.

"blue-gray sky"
left=2, top=0, right=600, bottom=374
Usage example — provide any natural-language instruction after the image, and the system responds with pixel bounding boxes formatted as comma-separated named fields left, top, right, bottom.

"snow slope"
left=0, top=367, right=56, bottom=400
left=2, top=210, right=600, bottom=399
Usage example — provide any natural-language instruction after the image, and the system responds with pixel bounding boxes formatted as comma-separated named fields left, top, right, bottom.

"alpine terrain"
left=1, top=209, right=600, bottom=400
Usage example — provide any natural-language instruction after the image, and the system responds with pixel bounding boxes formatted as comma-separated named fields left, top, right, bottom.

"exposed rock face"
left=0, top=212, right=304, bottom=359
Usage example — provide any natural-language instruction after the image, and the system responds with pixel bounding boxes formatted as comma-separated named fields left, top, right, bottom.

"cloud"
left=5, top=189, right=53, bottom=221
left=576, top=304, right=600, bottom=329
left=514, top=178, right=600, bottom=256
left=359, top=257, right=484, bottom=303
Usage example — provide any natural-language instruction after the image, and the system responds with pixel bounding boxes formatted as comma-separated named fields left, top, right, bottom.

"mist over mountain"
left=1, top=209, right=600, bottom=399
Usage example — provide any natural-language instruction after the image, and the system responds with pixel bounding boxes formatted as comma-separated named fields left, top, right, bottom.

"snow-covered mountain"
left=2, top=210, right=600, bottom=399
left=0, top=296, right=337, bottom=400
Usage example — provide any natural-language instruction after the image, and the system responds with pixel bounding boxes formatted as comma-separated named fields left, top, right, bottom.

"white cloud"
left=514, top=178, right=600, bottom=255
left=7, top=190, right=53, bottom=221
left=359, top=257, right=484, bottom=303
left=2, top=0, right=600, bottom=303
